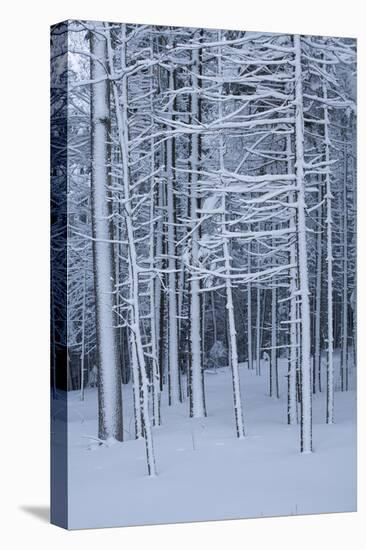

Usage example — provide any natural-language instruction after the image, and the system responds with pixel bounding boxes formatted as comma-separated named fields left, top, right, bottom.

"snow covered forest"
left=51, top=20, right=357, bottom=528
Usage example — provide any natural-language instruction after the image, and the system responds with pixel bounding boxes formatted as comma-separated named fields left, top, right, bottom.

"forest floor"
left=67, top=355, right=356, bottom=529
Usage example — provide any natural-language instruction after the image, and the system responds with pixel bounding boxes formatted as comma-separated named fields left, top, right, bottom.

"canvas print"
left=50, top=20, right=357, bottom=529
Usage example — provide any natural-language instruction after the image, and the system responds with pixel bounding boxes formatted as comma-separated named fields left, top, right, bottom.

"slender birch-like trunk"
left=80, top=260, right=87, bottom=401
left=90, top=29, right=123, bottom=442
left=106, top=24, right=156, bottom=474
left=149, top=178, right=161, bottom=426
left=156, top=174, right=165, bottom=392
left=218, top=33, right=245, bottom=438
left=166, top=63, right=180, bottom=406
left=287, top=134, right=297, bottom=425
left=255, top=283, right=261, bottom=376
left=211, top=290, right=217, bottom=345
left=324, top=76, right=335, bottom=423
left=341, top=139, right=349, bottom=392
left=129, top=312, right=142, bottom=438
left=224, top=230, right=245, bottom=438
left=313, top=178, right=323, bottom=394
left=247, top=248, right=253, bottom=370
left=189, top=38, right=205, bottom=418
left=148, top=42, right=161, bottom=425
left=294, top=34, right=312, bottom=453
left=271, top=284, right=279, bottom=399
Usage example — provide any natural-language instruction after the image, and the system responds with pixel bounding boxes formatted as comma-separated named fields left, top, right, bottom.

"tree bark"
left=90, top=28, right=123, bottom=442
left=294, top=34, right=312, bottom=453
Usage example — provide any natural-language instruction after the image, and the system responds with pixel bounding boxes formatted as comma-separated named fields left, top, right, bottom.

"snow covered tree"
left=90, top=27, right=123, bottom=442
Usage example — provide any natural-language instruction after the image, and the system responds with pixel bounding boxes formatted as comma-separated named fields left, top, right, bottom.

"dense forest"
left=51, top=20, right=356, bottom=493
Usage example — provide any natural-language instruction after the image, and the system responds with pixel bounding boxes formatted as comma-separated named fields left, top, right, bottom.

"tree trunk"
left=166, top=63, right=180, bottom=406
left=247, top=248, right=253, bottom=370
left=294, top=34, right=312, bottom=453
left=313, top=179, right=323, bottom=394
left=218, top=33, right=245, bottom=438
left=324, top=75, right=335, bottom=423
left=90, top=28, right=123, bottom=442
left=287, top=134, right=298, bottom=425
left=189, top=39, right=206, bottom=418
left=80, top=260, right=87, bottom=401
left=341, top=140, right=349, bottom=392
left=106, top=23, right=156, bottom=475
left=255, top=283, right=261, bottom=376
left=271, top=284, right=279, bottom=399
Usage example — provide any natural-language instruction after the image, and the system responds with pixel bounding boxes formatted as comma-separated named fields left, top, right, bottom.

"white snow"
left=66, top=355, right=356, bottom=529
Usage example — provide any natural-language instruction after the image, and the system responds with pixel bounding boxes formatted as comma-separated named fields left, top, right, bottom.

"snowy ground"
left=67, top=355, right=356, bottom=529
